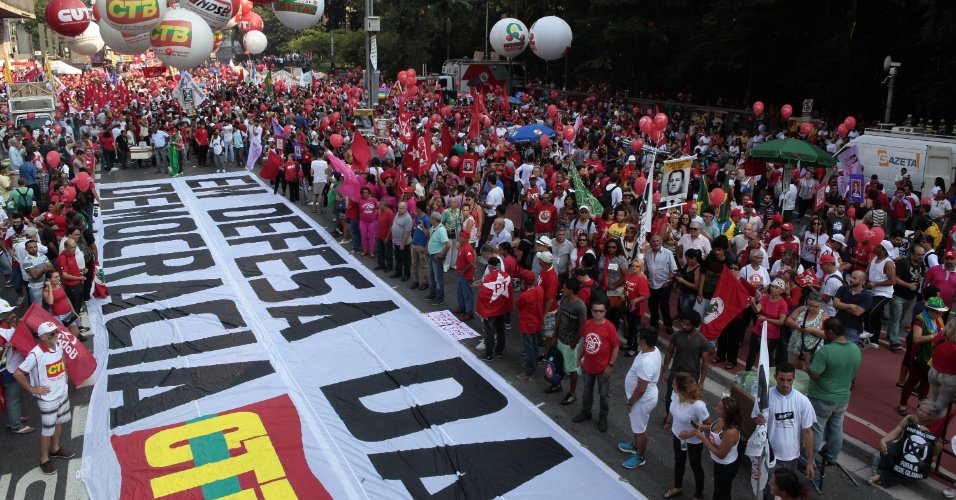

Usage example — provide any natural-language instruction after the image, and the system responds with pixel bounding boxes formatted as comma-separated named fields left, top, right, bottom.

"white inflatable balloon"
left=182, top=0, right=239, bottom=31
left=529, top=16, right=572, bottom=61
left=272, top=0, right=323, bottom=31
left=243, top=30, right=267, bottom=54
left=96, top=0, right=166, bottom=34
left=489, top=18, right=528, bottom=59
left=67, top=22, right=105, bottom=55
left=100, top=20, right=150, bottom=54
left=150, top=9, right=214, bottom=69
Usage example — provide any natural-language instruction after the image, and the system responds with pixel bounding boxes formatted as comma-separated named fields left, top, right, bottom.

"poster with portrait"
left=460, top=153, right=478, bottom=179
left=661, top=156, right=693, bottom=207
left=837, top=145, right=862, bottom=175
left=849, top=174, right=865, bottom=203
left=814, top=184, right=827, bottom=211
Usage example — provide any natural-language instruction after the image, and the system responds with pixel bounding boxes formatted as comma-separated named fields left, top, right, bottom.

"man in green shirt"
left=425, top=212, right=451, bottom=305
left=806, top=317, right=861, bottom=465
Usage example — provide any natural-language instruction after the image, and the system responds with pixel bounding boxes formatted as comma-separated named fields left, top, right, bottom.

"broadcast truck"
left=840, top=126, right=956, bottom=196
left=5, top=82, right=57, bottom=130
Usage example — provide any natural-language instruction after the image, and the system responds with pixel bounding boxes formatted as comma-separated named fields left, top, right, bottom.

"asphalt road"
left=0, top=160, right=897, bottom=500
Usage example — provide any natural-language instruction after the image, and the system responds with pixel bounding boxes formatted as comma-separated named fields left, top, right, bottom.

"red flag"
left=476, top=269, right=513, bottom=318
left=403, top=131, right=432, bottom=176
left=259, top=150, right=282, bottom=180
left=795, top=268, right=821, bottom=288
left=402, top=130, right=420, bottom=172
left=440, top=124, right=454, bottom=157
left=700, top=270, right=752, bottom=341
left=499, top=85, right=510, bottom=115
left=351, top=129, right=371, bottom=170
left=13, top=303, right=97, bottom=386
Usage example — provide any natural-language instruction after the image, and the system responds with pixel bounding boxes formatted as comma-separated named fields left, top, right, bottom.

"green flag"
left=264, top=70, right=273, bottom=95
left=696, top=168, right=711, bottom=214
left=567, top=166, right=603, bottom=216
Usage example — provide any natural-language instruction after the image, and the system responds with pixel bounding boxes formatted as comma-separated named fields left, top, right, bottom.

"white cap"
left=38, top=321, right=58, bottom=336
left=0, top=299, right=14, bottom=314
left=627, top=155, right=636, bottom=162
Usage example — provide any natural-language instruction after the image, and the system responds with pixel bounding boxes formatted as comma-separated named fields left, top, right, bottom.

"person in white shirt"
left=819, top=255, right=845, bottom=317
left=211, top=131, right=225, bottom=173
left=780, top=181, right=798, bottom=222
left=677, top=223, right=711, bottom=264
left=311, top=156, right=329, bottom=214
left=0, top=300, right=32, bottom=434
left=480, top=174, right=504, bottom=244
left=740, top=250, right=771, bottom=292
left=222, top=123, right=235, bottom=165
left=618, top=329, right=662, bottom=469
left=753, top=363, right=816, bottom=482
left=663, top=373, right=711, bottom=500
left=13, top=321, right=76, bottom=474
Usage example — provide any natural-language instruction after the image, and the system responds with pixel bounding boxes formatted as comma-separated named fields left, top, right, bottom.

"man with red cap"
left=767, top=222, right=801, bottom=266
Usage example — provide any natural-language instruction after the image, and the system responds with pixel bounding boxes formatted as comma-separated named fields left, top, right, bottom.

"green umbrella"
left=749, top=138, right=837, bottom=167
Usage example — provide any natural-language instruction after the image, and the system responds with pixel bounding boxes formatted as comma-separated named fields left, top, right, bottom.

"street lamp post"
left=364, top=1, right=379, bottom=107
left=883, top=55, right=900, bottom=124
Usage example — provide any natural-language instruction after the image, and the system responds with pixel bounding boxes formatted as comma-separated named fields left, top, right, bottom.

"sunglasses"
left=591, top=309, right=606, bottom=314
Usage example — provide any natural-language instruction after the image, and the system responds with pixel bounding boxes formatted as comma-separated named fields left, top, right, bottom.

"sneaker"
left=475, top=340, right=486, bottom=351
left=617, top=441, right=637, bottom=454
left=544, top=384, right=563, bottom=394
left=943, top=487, right=956, bottom=499
left=561, top=393, right=577, bottom=406
left=50, top=448, right=75, bottom=459
left=39, top=461, right=55, bottom=475
left=515, top=373, right=532, bottom=380
left=622, top=455, right=646, bottom=469
left=482, top=355, right=494, bottom=361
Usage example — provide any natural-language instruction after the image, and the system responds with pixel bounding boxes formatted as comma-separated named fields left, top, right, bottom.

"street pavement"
left=0, top=160, right=912, bottom=499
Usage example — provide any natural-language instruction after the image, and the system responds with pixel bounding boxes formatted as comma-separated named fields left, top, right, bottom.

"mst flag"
left=747, top=321, right=775, bottom=496
left=700, top=270, right=751, bottom=342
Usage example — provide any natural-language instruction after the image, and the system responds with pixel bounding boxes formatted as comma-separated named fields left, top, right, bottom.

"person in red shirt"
left=516, top=269, right=545, bottom=379
left=531, top=192, right=559, bottom=238
left=283, top=155, right=300, bottom=203
left=374, top=200, right=394, bottom=272
left=745, top=278, right=790, bottom=371
left=476, top=257, right=513, bottom=360
left=536, top=250, right=559, bottom=337
left=453, top=230, right=476, bottom=321
left=623, top=259, right=650, bottom=356
left=573, top=299, right=620, bottom=433
left=98, top=131, right=115, bottom=173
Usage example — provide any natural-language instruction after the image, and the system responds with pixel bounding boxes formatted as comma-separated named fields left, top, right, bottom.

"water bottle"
left=680, top=440, right=687, bottom=451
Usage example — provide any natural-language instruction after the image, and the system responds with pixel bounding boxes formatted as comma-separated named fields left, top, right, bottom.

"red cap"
left=946, top=251, right=956, bottom=259
left=772, top=214, right=783, bottom=224
left=819, top=254, right=836, bottom=264
left=731, top=208, right=743, bottom=217
left=781, top=223, right=793, bottom=231
left=744, top=200, right=754, bottom=207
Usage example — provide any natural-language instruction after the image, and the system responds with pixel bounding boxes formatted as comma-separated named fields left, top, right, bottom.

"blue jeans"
left=457, top=276, right=474, bottom=314
left=2, top=373, right=24, bottom=431
left=809, top=397, right=849, bottom=463
left=428, top=254, right=445, bottom=300
left=678, top=291, right=696, bottom=316
left=887, top=295, right=915, bottom=346
left=521, top=333, right=538, bottom=376
left=844, top=327, right=860, bottom=344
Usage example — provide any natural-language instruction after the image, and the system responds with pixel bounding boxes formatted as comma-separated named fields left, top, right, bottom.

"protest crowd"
left=2, top=56, right=956, bottom=498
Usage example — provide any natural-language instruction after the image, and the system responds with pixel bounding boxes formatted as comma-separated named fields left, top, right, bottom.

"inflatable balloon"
left=46, top=151, right=61, bottom=168
left=489, top=18, right=528, bottom=59
left=376, top=143, right=388, bottom=157
left=528, top=16, right=572, bottom=61
left=709, top=188, right=725, bottom=208
left=639, top=116, right=654, bottom=134
left=272, top=0, right=324, bottom=30
left=633, top=177, right=647, bottom=196
left=631, top=138, right=644, bottom=152
left=76, top=172, right=92, bottom=192
left=752, top=101, right=764, bottom=116
left=836, top=123, right=848, bottom=137
left=97, top=0, right=165, bottom=34
left=182, top=0, right=239, bottom=30
left=63, top=186, right=77, bottom=206
left=238, top=10, right=263, bottom=33
left=844, top=116, right=856, bottom=130
left=781, top=104, right=793, bottom=120
left=46, top=0, right=91, bottom=37
left=329, top=134, right=343, bottom=148
left=450, top=156, right=460, bottom=168
left=563, top=125, right=574, bottom=141
left=654, top=112, right=668, bottom=130
left=539, top=134, right=550, bottom=148
left=66, top=22, right=105, bottom=56
left=242, top=29, right=267, bottom=54
left=853, top=223, right=884, bottom=247
left=547, top=104, right=557, bottom=116
left=100, top=21, right=151, bottom=54
left=150, top=9, right=214, bottom=69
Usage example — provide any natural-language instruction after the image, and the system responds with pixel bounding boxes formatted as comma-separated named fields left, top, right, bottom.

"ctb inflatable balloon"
left=182, top=0, right=240, bottom=30
left=529, top=16, right=572, bottom=61
left=66, top=22, right=105, bottom=56
left=100, top=20, right=151, bottom=54
left=96, top=0, right=166, bottom=34
left=46, top=0, right=91, bottom=37
left=272, top=0, right=324, bottom=31
left=150, top=9, right=214, bottom=69
left=489, top=18, right=528, bottom=59
left=242, top=30, right=267, bottom=54
left=238, top=10, right=262, bottom=33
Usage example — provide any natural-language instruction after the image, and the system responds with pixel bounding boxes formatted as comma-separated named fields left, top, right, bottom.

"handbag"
left=798, top=308, right=822, bottom=360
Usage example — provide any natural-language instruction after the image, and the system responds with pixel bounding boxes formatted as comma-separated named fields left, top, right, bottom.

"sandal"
left=663, top=488, right=682, bottom=499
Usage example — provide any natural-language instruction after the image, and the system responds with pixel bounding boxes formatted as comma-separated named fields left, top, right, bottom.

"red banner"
left=700, top=270, right=752, bottom=341
left=351, top=129, right=371, bottom=170
left=12, top=303, right=97, bottom=386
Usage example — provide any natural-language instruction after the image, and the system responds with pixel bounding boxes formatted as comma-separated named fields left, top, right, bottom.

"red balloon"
left=441, top=105, right=452, bottom=116
left=305, top=104, right=314, bottom=113
left=547, top=104, right=558, bottom=117
left=376, top=143, right=388, bottom=157
left=454, top=112, right=462, bottom=121
left=259, top=104, right=267, bottom=112
left=404, top=85, right=417, bottom=96
left=27, top=112, right=36, bottom=120
left=921, top=196, right=933, bottom=206
left=752, top=101, right=764, bottom=116
left=844, top=116, right=856, bottom=129
left=397, top=70, right=407, bottom=83
left=483, top=116, right=491, bottom=127
left=329, top=134, right=343, bottom=148
left=631, top=138, right=644, bottom=152
left=800, top=122, right=813, bottom=135
left=539, top=134, right=550, bottom=148
left=639, top=116, right=654, bottom=134
left=450, top=156, right=460, bottom=168
left=76, top=171, right=91, bottom=192
left=633, top=176, right=647, bottom=195
left=653, top=192, right=661, bottom=205
left=781, top=104, right=793, bottom=120
left=331, top=112, right=340, bottom=122
left=654, top=113, right=669, bottom=130
left=46, top=151, right=61, bottom=168
left=45, top=0, right=90, bottom=37
left=407, top=68, right=417, bottom=78
left=847, top=206, right=856, bottom=218
left=563, top=125, right=575, bottom=141
left=853, top=223, right=885, bottom=247
left=551, top=90, right=558, bottom=99
left=709, top=188, right=725, bottom=208
left=836, top=124, right=848, bottom=137
left=430, top=113, right=441, bottom=124
left=319, top=117, right=329, bottom=129
left=62, top=186, right=76, bottom=205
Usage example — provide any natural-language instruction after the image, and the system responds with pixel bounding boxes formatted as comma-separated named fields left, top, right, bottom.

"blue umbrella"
left=508, top=124, right=557, bottom=144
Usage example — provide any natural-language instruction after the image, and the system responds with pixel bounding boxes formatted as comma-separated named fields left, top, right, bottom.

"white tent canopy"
left=50, top=60, right=81, bottom=75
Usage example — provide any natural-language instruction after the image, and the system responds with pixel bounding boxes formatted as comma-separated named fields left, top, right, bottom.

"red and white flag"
left=700, top=270, right=752, bottom=342
left=12, top=303, right=97, bottom=386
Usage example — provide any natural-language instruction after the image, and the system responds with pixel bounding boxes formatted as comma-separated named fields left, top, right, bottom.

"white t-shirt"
left=930, top=199, right=951, bottom=219
left=820, top=271, right=845, bottom=316
left=740, top=264, right=771, bottom=291
left=677, top=234, right=712, bottom=259
left=800, top=232, right=829, bottom=263
left=0, top=325, right=24, bottom=375
left=767, top=387, right=816, bottom=461
left=18, top=342, right=68, bottom=402
left=770, top=260, right=804, bottom=278
left=624, top=347, right=661, bottom=404
left=669, top=399, right=710, bottom=444
left=484, top=186, right=504, bottom=217
left=312, top=160, right=328, bottom=183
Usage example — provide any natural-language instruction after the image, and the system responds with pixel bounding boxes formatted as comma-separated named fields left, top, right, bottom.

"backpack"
left=11, top=187, right=32, bottom=216
left=542, top=345, right=565, bottom=386
left=598, top=183, right=619, bottom=210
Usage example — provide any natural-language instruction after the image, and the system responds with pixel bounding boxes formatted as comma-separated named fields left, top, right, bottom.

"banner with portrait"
left=837, top=145, right=862, bottom=176
left=849, top=174, right=865, bottom=203
left=661, top=156, right=693, bottom=208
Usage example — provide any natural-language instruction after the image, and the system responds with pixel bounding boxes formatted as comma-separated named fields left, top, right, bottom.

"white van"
left=840, top=127, right=956, bottom=196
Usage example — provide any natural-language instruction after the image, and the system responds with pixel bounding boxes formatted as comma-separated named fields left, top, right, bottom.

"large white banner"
left=81, top=173, right=642, bottom=499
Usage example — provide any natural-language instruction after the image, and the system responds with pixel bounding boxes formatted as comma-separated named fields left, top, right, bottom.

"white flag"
left=747, top=321, right=775, bottom=496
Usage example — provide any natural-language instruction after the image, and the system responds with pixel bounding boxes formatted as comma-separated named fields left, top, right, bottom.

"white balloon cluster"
left=488, top=15, right=573, bottom=62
